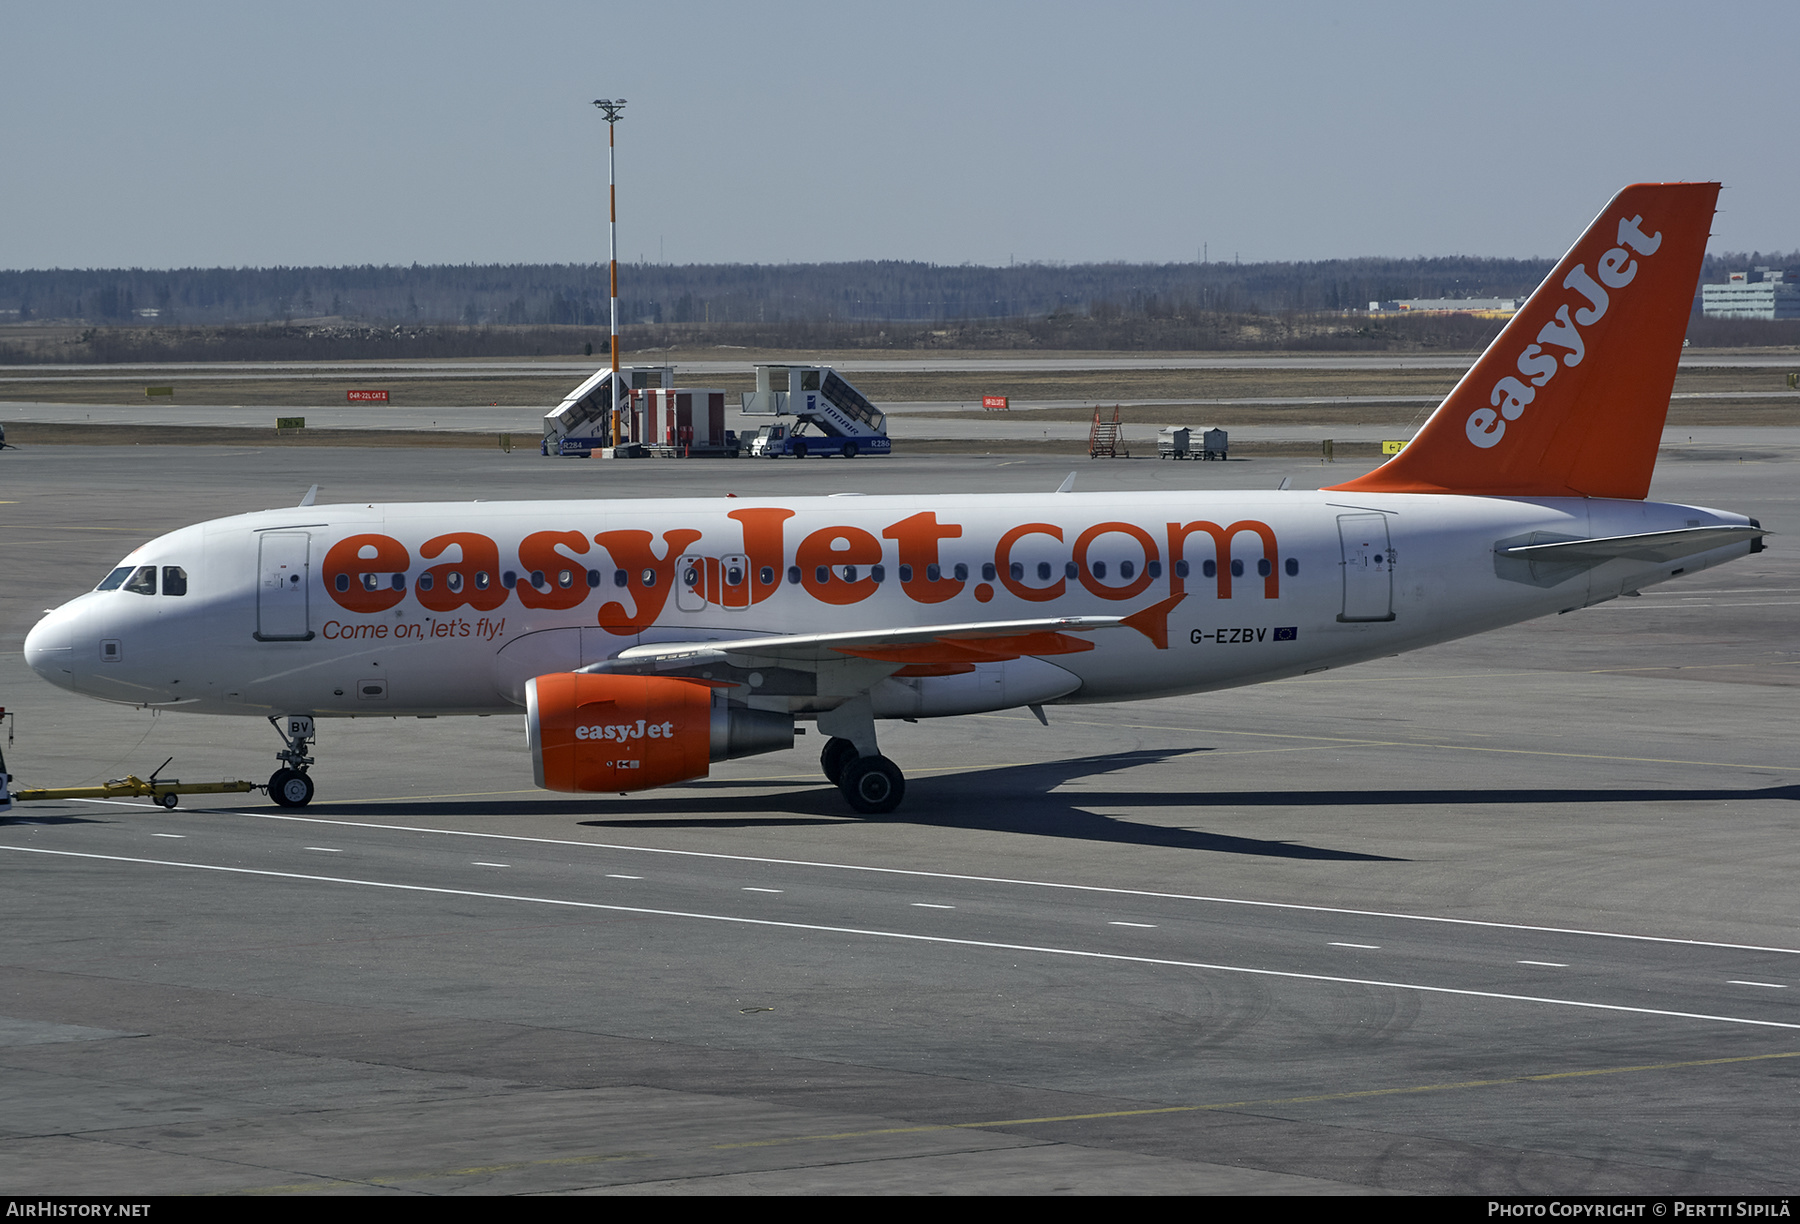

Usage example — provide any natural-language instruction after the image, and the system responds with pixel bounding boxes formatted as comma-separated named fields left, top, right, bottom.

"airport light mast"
left=593, top=97, right=626, bottom=446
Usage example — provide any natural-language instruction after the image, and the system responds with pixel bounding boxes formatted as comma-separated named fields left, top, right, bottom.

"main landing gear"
left=267, top=714, right=317, bottom=808
left=818, top=733, right=906, bottom=816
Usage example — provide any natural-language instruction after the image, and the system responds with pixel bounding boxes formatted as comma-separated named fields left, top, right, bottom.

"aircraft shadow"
left=276, top=752, right=1799, bottom=863
left=579, top=749, right=1403, bottom=862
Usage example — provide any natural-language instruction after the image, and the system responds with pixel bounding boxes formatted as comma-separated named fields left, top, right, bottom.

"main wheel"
left=792, top=440, right=809, bottom=459
left=841, top=441, right=858, bottom=458
left=820, top=736, right=859, bottom=786
left=839, top=755, right=905, bottom=816
left=269, top=768, right=315, bottom=808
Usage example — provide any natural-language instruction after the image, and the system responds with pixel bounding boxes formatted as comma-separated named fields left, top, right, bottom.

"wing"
left=580, top=615, right=1124, bottom=708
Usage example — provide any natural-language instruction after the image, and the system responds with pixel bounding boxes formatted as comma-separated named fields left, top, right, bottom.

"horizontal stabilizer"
left=1497, top=525, right=1767, bottom=565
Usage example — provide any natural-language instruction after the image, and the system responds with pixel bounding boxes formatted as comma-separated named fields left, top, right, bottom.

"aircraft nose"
left=24, top=603, right=78, bottom=691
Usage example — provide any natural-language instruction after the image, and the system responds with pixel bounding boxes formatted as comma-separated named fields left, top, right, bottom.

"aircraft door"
left=256, top=531, right=314, bottom=640
left=1337, top=513, right=1396, bottom=623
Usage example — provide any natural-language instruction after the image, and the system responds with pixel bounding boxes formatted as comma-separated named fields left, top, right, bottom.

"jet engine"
left=526, top=672, right=793, bottom=793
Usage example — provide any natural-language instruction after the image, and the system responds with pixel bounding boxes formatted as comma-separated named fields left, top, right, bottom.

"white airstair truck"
left=742, top=364, right=891, bottom=458
left=543, top=365, right=739, bottom=458
left=543, top=365, right=675, bottom=457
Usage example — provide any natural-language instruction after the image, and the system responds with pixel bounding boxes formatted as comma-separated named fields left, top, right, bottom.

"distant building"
left=1701, top=268, right=1800, bottom=319
left=1368, top=297, right=1523, bottom=316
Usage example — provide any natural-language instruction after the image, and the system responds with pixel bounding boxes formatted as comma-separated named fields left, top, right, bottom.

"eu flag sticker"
left=1273, top=626, right=1298, bottom=641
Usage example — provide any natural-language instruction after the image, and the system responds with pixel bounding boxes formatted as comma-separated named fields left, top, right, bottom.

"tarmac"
left=1, top=443, right=1797, bottom=1195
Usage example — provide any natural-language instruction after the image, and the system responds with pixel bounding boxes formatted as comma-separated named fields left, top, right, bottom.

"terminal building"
left=1701, top=268, right=1800, bottom=319
left=1368, top=297, right=1523, bottom=316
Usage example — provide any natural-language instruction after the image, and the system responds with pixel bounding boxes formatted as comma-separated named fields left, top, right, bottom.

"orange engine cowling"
left=525, top=672, right=793, bottom=793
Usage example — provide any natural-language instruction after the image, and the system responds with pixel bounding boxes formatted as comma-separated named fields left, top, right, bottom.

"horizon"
left=5, top=3, right=1797, bottom=270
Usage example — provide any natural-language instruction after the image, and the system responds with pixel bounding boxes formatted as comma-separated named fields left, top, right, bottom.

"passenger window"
left=953, top=563, right=968, bottom=581
left=124, top=566, right=157, bottom=595
left=162, top=566, right=188, bottom=595
left=97, top=566, right=132, bottom=591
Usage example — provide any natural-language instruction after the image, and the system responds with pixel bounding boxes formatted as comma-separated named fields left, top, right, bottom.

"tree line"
left=4, top=252, right=1793, bottom=361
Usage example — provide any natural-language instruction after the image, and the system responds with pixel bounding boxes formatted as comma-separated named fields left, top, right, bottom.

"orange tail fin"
left=1327, top=182, right=1718, bottom=500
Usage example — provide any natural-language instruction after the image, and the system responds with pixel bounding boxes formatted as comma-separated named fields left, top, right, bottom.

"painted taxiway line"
left=55, top=797, right=1797, bottom=958
left=5, top=843, right=1797, bottom=1034
left=207, top=807, right=1800, bottom=957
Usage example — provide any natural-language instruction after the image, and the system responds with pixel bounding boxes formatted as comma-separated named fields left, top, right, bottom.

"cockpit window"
left=162, top=566, right=188, bottom=596
left=123, top=566, right=157, bottom=595
left=96, top=566, right=133, bottom=591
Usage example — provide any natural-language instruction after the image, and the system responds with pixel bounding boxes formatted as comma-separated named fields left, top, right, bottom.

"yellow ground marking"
left=714, top=1048, right=1800, bottom=1150
left=228, top=1049, right=1800, bottom=1193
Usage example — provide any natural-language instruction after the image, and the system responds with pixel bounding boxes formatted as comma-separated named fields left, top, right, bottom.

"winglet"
left=1326, top=183, right=1719, bottom=500
left=299, top=484, right=319, bottom=508
left=1056, top=472, right=1077, bottom=494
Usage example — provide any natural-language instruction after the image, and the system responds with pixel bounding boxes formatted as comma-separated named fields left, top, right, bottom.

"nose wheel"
left=267, top=715, right=317, bottom=808
left=269, top=768, right=316, bottom=808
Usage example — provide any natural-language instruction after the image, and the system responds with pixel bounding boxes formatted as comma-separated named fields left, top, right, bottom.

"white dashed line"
left=151, top=833, right=185, bottom=839
left=1331, top=942, right=1381, bottom=949
left=1109, top=921, right=1158, bottom=928
left=304, top=847, right=341, bottom=853
left=743, top=887, right=784, bottom=894
left=606, top=874, right=642, bottom=880
left=1729, top=981, right=1787, bottom=989
left=911, top=903, right=955, bottom=910
left=9, top=845, right=1800, bottom=1034
left=1518, top=960, right=1569, bottom=968
left=472, top=862, right=510, bottom=868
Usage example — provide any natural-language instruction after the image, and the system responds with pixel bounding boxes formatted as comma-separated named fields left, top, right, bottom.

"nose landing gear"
left=267, top=714, right=317, bottom=808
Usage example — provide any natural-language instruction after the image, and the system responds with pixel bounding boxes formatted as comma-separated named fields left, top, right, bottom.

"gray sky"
left=5, top=1, right=1795, bottom=269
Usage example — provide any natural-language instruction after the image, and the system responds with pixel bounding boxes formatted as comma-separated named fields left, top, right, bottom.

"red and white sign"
left=982, top=395, right=1009, bottom=411
left=347, top=390, right=389, bottom=403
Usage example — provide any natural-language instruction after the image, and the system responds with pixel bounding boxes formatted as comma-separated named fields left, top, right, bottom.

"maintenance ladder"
left=1088, top=405, right=1128, bottom=458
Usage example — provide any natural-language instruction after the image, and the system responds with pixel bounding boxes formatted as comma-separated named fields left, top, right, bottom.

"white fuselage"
left=23, top=490, right=1756, bottom=722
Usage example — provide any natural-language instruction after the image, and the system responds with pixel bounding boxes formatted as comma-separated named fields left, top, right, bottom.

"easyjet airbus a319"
left=23, top=183, right=1767, bottom=814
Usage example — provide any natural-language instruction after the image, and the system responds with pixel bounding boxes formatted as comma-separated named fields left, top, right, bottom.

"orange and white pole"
left=593, top=99, right=626, bottom=445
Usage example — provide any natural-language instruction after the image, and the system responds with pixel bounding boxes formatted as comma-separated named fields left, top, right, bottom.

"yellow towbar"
left=12, top=775, right=258, bottom=810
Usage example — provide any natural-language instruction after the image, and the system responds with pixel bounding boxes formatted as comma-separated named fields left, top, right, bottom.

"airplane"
left=22, top=182, right=1767, bottom=816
